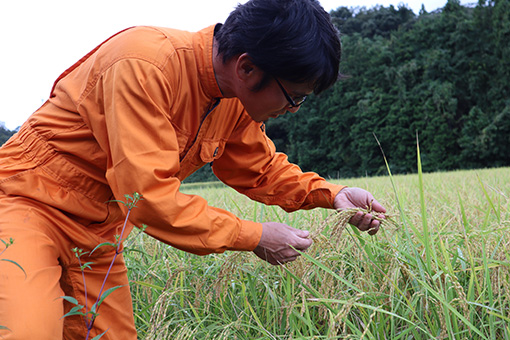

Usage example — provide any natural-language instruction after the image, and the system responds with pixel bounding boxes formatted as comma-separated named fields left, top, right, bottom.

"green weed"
left=61, top=193, right=145, bottom=340
left=0, top=237, right=25, bottom=333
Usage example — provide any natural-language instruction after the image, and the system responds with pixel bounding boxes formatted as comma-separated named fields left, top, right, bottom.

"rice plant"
left=125, top=163, right=510, bottom=339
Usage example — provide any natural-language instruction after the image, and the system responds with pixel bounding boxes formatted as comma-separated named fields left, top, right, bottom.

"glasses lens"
left=274, top=77, right=308, bottom=107
left=293, top=96, right=306, bottom=106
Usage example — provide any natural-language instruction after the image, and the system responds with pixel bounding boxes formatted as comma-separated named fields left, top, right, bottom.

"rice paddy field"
left=124, top=165, right=510, bottom=339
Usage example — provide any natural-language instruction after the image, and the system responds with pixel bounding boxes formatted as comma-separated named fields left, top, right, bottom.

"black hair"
left=215, top=0, right=341, bottom=94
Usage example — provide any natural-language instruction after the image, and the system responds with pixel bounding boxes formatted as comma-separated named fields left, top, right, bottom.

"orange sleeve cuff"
left=307, top=182, right=346, bottom=210
left=230, top=220, right=263, bottom=251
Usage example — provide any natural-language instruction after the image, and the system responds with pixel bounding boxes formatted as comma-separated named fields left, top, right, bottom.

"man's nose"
left=286, top=105, right=300, bottom=114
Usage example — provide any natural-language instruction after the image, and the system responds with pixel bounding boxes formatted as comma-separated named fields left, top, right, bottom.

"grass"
left=124, top=166, right=510, bottom=339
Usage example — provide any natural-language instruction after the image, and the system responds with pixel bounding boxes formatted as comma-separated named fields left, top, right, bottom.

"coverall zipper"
left=180, top=98, right=221, bottom=161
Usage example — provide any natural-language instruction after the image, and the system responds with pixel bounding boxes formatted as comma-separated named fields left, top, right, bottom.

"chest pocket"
left=178, top=138, right=227, bottom=181
left=199, top=139, right=226, bottom=164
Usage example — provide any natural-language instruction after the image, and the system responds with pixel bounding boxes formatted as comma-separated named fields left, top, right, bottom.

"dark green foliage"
left=266, top=0, right=510, bottom=179
left=331, top=4, right=416, bottom=38
left=4, top=1, right=509, bottom=183
left=0, top=125, right=16, bottom=146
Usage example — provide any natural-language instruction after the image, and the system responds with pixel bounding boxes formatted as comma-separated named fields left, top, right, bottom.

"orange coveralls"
left=0, top=25, right=344, bottom=339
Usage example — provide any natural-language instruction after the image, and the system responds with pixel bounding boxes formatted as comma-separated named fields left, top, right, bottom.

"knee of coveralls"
left=0, top=195, right=138, bottom=340
left=61, top=246, right=137, bottom=340
left=0, top=196, right=67, bottom=340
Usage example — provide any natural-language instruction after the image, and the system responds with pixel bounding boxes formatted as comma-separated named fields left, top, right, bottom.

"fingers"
left=349, top=211, right=369, bottom=230
left=293, top=233, right=313, bottom=251
left=368, top=225, right=379, bottom=236
left=334, top=187, right=387, bottom=215
left=255, top=223, right=313, bottom=265
left=279, top=232, right=312, bottom=263
left=274, top=254, right=299, bottom=265
left=284, top=224, right=312, bottom=251
left=254, top=246, right=304, bottom=266
left=349, top=211, right=382, bottom=235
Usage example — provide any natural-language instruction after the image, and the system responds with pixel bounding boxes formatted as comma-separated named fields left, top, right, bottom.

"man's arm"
left=212, top=114, right=345, bottom=212
left=86, top=59, right=263, bottom=255
left=213, top=113, right=386, bottom=264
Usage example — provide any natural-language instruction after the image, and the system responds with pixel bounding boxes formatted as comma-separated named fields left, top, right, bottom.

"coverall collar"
left=192, top=25, right=224, bottom=100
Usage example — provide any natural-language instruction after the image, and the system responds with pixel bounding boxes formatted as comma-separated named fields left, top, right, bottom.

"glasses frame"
left=274, top=78, right=307, bottom=108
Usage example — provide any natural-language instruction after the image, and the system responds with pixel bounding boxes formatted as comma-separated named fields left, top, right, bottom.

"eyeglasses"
left=274, top=78, right=307, bottom=108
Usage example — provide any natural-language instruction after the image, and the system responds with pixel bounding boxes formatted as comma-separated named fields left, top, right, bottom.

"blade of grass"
left=309, top=298, right=435, bottom=338
left=477, top=173, right=500, bottom=224
left=416, top=133, right=432, bottom=273
left=413, top=275, right=487, bottom=338
left=373, top=133, right=428, bottom=281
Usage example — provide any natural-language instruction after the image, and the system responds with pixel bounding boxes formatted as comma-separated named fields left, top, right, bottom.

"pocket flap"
left=200, top=139, right=226, bottom=163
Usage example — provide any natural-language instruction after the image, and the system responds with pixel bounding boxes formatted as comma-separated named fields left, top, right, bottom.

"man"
left=0, top=0, right=386, bottom=338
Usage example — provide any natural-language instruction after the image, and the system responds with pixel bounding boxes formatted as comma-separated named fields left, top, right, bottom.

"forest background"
left=1, top=0, right=508, bottom=181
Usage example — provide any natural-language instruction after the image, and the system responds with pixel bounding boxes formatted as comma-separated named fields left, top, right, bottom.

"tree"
left=0, top=126, right=15, bottom=146
left=265, top=1, right=510, bottom=180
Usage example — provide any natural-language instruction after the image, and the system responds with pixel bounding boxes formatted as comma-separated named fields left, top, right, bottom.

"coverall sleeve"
left=82, top=59, right=262, bottom=255
left=212, top=113, right=346, bottom=213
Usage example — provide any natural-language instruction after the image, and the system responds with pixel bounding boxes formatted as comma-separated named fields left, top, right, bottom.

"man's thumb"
left=371, top=199, right=387, bottom=213
left=295, top=229, right=310, bottom=239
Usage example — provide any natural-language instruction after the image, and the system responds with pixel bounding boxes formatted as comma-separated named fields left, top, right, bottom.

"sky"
left=0, top=0, right=471, bottom=130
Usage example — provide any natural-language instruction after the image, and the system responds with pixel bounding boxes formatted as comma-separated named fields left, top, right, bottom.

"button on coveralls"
left=0, top=25, right=344, bottom=339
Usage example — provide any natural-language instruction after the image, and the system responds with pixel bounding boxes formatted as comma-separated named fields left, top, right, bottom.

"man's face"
left=241, top=78, right=313, bottom=122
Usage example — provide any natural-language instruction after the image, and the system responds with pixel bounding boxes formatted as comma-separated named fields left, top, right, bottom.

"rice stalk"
left=310, top=207, right=397, bottom=242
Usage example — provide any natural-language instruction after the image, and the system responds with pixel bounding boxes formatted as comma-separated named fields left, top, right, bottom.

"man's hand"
left=334, top=187, right=386, bottom=235
left=253, top=222, right=312, bottom=265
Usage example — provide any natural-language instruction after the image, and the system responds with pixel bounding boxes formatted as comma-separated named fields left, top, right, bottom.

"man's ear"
left=235, top=53, right=259, bottom=81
